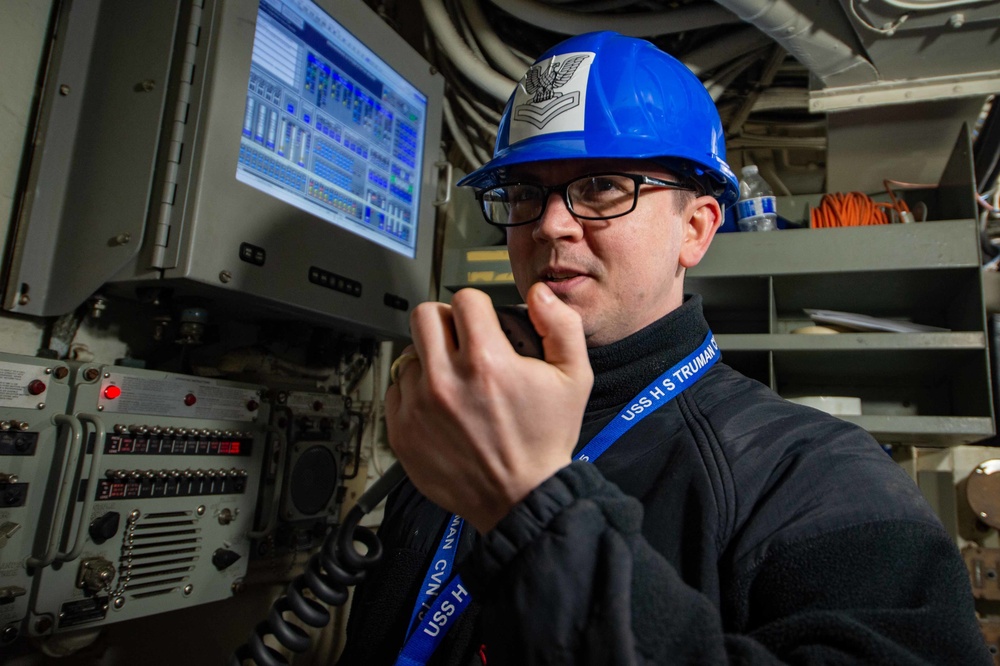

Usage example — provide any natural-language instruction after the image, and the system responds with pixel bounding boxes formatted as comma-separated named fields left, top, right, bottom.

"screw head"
left=219, top=270, right=232, bottom=284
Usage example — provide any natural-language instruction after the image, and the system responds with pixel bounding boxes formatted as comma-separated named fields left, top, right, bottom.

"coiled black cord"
left=231, top=462, right=408, bottom=665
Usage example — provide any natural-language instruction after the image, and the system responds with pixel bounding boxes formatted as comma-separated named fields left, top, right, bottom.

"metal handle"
left=433, top=160, right=452, bottom=207
left=247, top=424, right=287, bottom=539
left=27, top=413, right=82, bottom=568
left=55, top=412, right=106, bottom=563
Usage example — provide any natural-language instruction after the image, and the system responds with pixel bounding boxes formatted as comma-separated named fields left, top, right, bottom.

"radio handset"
left=232, top=305, right=543, bottom=665
left=494, top=304, right=544, bottom=359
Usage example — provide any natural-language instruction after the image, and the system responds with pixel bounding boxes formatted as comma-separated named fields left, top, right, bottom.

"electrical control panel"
left=0, top=353, right=72, bottom=646
left=27, top=365, right=270, bottom=636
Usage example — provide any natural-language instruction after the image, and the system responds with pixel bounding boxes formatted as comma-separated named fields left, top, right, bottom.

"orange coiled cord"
left=810, top=192, right=893, bottom=228
left=809, top=180, right=919, bottom=229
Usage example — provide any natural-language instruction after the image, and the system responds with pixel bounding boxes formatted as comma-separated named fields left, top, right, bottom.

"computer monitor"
left=237, top=0, right=427, bottom=261
left=5, top=0, right=444, bottom=340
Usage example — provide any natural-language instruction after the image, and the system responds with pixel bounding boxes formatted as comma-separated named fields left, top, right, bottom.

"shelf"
left=716, top=332, right=987, bottom=351
left=689, top=219, right=981, bottom=277
left=838, top=416, right=994, bottom=446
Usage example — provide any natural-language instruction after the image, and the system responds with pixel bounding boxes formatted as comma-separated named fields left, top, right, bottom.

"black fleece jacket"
left=340, top=295, right=989, bottom=665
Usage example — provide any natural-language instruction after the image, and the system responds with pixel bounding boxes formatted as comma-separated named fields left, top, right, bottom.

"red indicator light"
left=28, top=379, right=47, bottom=396
left=231, top=442, right=241, bottom=455
left=104, top=385, right=122, bottom=400
left=184, top=393, right=197, bottom=406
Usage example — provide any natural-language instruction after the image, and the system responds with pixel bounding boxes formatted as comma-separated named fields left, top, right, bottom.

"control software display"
left=237, top=0, right=427, bottom=259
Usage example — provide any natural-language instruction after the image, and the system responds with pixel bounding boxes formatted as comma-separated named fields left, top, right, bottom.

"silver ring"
left=390, top=351, right=419, bottom=384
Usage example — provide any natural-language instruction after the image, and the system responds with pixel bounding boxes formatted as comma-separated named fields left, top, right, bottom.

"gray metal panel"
left=841, top=0, right=1000, bottom=82
left=825, top=97, right=985, bottom=195
left=157, top=0, right=445, bottom=340
left=0, top=354, right=72, bottom=641
left=5, top=0, right=445, bottom=341
left=936, top=123, right=979, bottom=222
left=27, top=364, right=269, bottom=635
left=4, top=0, right=182, bottom=316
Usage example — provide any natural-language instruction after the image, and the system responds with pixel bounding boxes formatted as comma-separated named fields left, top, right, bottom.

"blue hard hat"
left=457, top=31, right=739, bottom=207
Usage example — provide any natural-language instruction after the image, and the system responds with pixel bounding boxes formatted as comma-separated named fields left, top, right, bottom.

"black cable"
left=231, top=462, right=408, bottom=665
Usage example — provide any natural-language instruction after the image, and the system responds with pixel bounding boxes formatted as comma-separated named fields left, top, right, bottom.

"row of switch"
left=0, top=421, right=31, bottom=432
left=111, top=424, right=254, bottom=438
left=104, top=468, right=248, bottom=481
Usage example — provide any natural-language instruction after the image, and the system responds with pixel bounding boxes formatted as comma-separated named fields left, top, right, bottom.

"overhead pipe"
left=569, top=0, right=654, bottom=11
left=683, top=26, right=776, bottom=77
left=420, top=0, right=516, bottom=102
left=443, top=97, right=487, bottom=170
left=459, top=0, right=532, bottom=80
left=704, top=49, right=768, bottom=100
left=751, top=87, right=810, bottom=111
left=486, top=0, right=743, bottom=35
left=710, top=0, right=878, bottom=86
left=728, top=45, right=786, bottom=136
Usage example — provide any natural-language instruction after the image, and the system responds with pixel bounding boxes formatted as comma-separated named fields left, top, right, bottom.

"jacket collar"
left=585, top=294, right=711, bottom=412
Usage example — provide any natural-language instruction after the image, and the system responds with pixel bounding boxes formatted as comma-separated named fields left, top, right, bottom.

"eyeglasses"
left=475, top=172, right=696, bottom=228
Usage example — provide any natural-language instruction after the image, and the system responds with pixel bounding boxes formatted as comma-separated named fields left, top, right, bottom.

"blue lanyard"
left=394, top=331, right=720, bottom=666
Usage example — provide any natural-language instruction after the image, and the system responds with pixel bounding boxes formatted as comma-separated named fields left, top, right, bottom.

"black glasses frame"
left=475, top=172, right=696, bottom=228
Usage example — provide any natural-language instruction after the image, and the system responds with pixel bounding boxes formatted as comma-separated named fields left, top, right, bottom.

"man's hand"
left=384, top=283, right=593, bottom=533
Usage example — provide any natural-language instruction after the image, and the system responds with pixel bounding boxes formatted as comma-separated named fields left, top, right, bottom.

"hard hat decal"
left=509, top=52, right=593, bottom=144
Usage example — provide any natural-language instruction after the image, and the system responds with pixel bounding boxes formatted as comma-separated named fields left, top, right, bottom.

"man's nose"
left=532, top=191, right=584, bottom=242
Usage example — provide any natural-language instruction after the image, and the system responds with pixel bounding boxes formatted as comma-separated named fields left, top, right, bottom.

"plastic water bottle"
left=735, top=165, right=778, bottom=232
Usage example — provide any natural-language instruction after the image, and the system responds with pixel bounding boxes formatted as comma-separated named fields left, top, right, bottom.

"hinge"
left=150, top=0, right=205, bottom=268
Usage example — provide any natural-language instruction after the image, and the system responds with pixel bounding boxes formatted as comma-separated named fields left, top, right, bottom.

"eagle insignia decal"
left=512, top=54, right=591, bottom=131
left=523, top=54, right=588, bottom=103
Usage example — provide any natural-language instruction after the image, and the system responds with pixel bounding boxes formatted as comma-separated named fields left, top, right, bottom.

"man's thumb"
left=525, top=283, right=592, bottom=381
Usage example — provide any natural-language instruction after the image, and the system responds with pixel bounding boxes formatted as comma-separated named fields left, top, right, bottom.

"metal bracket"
left=810, top=69, right=1000, bottom=112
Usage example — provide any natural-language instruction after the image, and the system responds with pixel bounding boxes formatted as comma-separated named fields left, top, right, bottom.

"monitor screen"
left=237, top=0, right=427, bottom=259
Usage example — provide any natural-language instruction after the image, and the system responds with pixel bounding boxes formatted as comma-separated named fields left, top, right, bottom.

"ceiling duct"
left=711, top=0, right=878, bottom=87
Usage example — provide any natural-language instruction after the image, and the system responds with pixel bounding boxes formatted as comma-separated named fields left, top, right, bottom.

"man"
left=340, top=31, right=989, bottom=665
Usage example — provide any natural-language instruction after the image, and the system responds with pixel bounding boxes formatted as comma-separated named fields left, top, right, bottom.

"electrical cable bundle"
left=809, top=192, right=893, bottom=228
left=809, top=180, right=927, bottom=228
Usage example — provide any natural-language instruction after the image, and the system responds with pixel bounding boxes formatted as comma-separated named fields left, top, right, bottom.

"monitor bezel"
left=160, top=0, right=444, bottom=340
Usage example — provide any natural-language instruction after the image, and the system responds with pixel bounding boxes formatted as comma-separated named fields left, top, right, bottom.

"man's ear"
left=678, top=196, right=722, bottom=269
